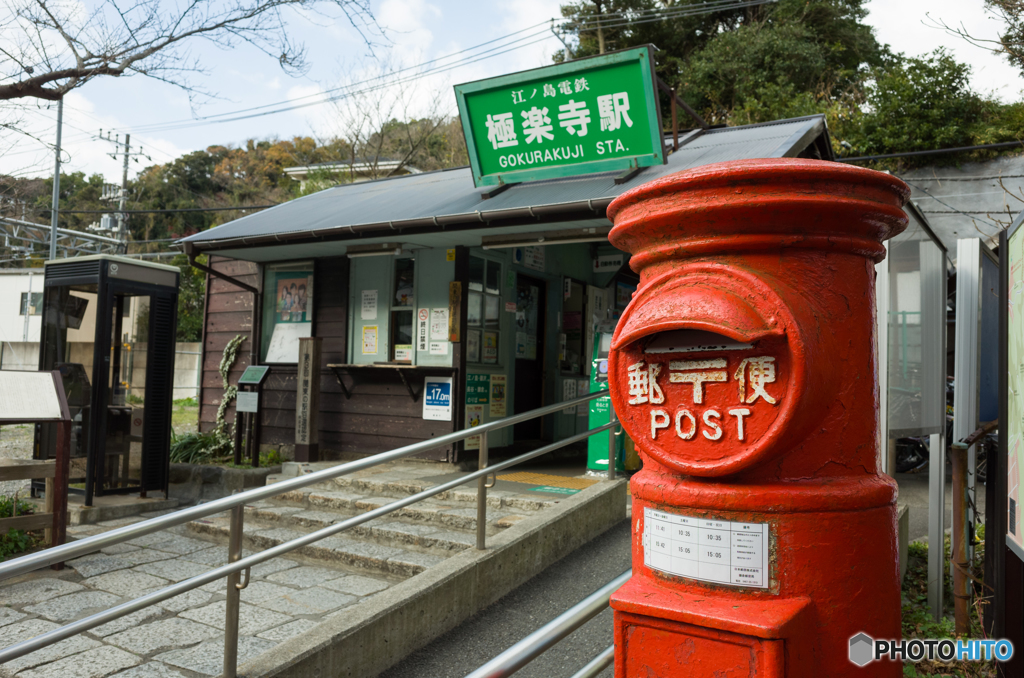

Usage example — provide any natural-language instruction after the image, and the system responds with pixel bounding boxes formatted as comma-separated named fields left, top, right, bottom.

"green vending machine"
left=587, top=327, right=626, bottom=473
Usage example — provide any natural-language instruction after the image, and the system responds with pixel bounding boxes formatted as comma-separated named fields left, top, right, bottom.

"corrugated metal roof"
left=181, top=115, right=828, bottom=250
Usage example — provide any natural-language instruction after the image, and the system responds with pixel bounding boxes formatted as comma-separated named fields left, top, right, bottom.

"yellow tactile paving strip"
left=496, top=472, right=600, bottom=490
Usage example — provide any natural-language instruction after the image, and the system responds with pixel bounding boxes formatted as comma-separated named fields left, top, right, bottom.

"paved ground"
left=0, top=447, right=982, bottom=678
left=0, top=511, right=401, bottom=677
left=0, top=459, right=604, bottom=677
left=895, top=469, right=987, bottom=542
left=380, top=516, right=630, bottom=678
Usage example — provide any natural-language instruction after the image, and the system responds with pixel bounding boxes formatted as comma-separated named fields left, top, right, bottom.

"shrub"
left=170, top=430, right=232, bottom=464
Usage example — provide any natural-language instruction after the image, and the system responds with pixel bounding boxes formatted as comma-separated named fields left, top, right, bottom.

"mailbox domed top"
left=607, top=158, right=909, bottom=269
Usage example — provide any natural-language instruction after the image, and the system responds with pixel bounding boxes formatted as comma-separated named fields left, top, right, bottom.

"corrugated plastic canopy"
left=180, top=115, right=830, bottom=257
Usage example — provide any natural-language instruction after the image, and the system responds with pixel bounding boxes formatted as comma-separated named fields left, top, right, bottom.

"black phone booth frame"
left=35, top=255, right=179, bottom=506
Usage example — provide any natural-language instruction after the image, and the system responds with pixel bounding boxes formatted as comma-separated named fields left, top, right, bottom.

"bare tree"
left=327, top=63, right=462, bottom=182
left=927, top=2, right=1024, bottom=76
left=0, top=0, right=384, bottom=101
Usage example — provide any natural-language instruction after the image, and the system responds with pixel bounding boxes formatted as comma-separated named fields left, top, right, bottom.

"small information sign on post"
left=296, top=337, right=322, bottom=462
left=454, top=46, right=664, bottom=188
left=235, top=365, right=271, bottom=467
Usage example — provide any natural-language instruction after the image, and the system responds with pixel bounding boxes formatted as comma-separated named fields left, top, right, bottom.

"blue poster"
left=423, top=377, right=453, bottom=421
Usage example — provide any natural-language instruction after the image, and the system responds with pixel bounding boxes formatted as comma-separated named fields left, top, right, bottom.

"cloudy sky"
left=2, top=0, right=1022, bottom=184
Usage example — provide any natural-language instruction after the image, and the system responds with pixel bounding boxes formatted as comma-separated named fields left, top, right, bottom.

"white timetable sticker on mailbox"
left=643, top=507, right=770, bottom=589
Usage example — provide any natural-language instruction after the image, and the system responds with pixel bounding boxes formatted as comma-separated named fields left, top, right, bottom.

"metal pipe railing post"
left=223, top=500, right=244, bottom=677
left=607, top=406, right=618, bottom=481
left=569, top=644, right=614, bottom=678
left=476, top=431, right=489, bottom=550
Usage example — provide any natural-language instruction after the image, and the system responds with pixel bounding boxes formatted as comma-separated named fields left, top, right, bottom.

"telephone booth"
left=34, top=255, right=179, bottom=506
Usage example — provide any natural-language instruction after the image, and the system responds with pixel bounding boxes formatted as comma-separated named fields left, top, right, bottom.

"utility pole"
left=49, top=98, right=63, bottom=260
left=117, top=134, right=130, bottom=254
left=23, top=272, right=33, bottom=341
left=551, top=19, right=573, bottom=61
left=594, top=0, right=605, bottom=54
left=99, top=131, right=149, bottom=254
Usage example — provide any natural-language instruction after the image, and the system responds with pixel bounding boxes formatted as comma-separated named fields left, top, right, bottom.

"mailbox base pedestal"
left=613, top=470, right=902, bottom=677
left=613, top=597, right=812, bottom=678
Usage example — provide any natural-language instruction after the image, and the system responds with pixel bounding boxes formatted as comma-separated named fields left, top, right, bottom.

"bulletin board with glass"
left=468, top=256, right=501, bottom=365
left=262, top=262, right=314, bottom=364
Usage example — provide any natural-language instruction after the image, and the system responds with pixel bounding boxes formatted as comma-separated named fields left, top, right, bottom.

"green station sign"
left=454, top=46, right=664, bottom=187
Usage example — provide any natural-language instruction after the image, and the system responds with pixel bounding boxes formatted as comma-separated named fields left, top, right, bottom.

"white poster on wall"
left=430, top=308, right=449, bottom=341
left=361, top=290, right=378, bottom=320
left=417, top=308, right=429, bottom=351
left=562, top=378, right=577, bottom=414
left=264, top=322, right=312, bottom=363
left=429, top=341, right=449, bottom=356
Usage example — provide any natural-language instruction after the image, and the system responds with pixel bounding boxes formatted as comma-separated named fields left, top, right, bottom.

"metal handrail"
left=464, top=569, right=631, bottom=678
left=0, top=390, right=619, bottom=672
left=569, top=645, right=614, bottom=678
left=0, top=390, right=608, bottom=579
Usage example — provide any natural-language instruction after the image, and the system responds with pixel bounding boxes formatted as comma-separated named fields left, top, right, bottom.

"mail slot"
left=607, top=159, right=908, bottom=677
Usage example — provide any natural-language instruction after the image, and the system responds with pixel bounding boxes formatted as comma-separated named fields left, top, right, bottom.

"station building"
left=180, top=114, right=834, bottom=464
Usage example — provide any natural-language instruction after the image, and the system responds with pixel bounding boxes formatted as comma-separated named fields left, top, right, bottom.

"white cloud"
left=0, top=91, right=188, bottom=183
left=378, top=0, right=441, bottom=57
left=865, top=0, right=1024, bottom=101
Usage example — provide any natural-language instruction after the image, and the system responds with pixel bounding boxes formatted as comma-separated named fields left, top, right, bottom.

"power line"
left=31, top=205, right=277, bottom=215
left=901, top=179, right=1002, bottom=229
left=901, top=174, right=1024, bottom=182
left=839, top=139, right=1024, bottom=163
left=113, top=0, right=775, bottom=136
left=568, top=0, right=774, bottom=22
left=2, top=0, right=775, bottom=179
left=115, top=25, right=557, bottom=135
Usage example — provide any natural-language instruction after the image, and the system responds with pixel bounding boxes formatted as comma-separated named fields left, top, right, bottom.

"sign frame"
left=454, top=46, right=665, bottom=188
left=238, top=365, right=271, bottom=386
left=236, top=391, right=259, bottom=413
left=1000, top=215, right=1024, bottom=565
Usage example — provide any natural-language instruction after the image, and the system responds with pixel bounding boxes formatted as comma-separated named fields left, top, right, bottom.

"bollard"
left=605, top=159, right=909, bottom=676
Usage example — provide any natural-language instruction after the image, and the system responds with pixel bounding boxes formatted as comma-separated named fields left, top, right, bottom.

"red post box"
left=607, top=158, right=909, bottom=677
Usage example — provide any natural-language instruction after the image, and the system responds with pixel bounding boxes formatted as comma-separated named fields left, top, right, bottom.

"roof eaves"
left=181, top=196, right=616, bottom=251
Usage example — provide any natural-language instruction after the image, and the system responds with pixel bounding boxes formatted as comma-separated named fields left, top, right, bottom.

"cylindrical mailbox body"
left=607, top=159, right=908, bottom=677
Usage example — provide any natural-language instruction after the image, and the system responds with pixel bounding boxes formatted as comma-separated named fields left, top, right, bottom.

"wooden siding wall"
left=199, top=256, right=257, bottom=434
left=199, top=255, right=454, bottom=460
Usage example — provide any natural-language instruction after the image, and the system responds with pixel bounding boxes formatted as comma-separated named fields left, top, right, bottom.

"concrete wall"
left=0, top=270, right=43, bottom=347
left=0, top=339, right=202, bottom=400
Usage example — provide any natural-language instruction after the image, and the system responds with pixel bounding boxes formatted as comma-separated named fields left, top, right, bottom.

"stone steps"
left=186, top=513, right=446, bottom=579
left=184, top=475, right=553, bottom=580
left=268, top=468, right=559, bottom=513
left=268, top=487, right=530, bottom=531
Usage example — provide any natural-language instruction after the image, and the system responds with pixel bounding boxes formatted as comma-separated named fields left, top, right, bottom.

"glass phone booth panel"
left=35, top=256, right=180, bottom=506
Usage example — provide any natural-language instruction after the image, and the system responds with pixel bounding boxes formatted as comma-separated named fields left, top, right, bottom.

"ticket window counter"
left=35, top=256, right=179, bottom=506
